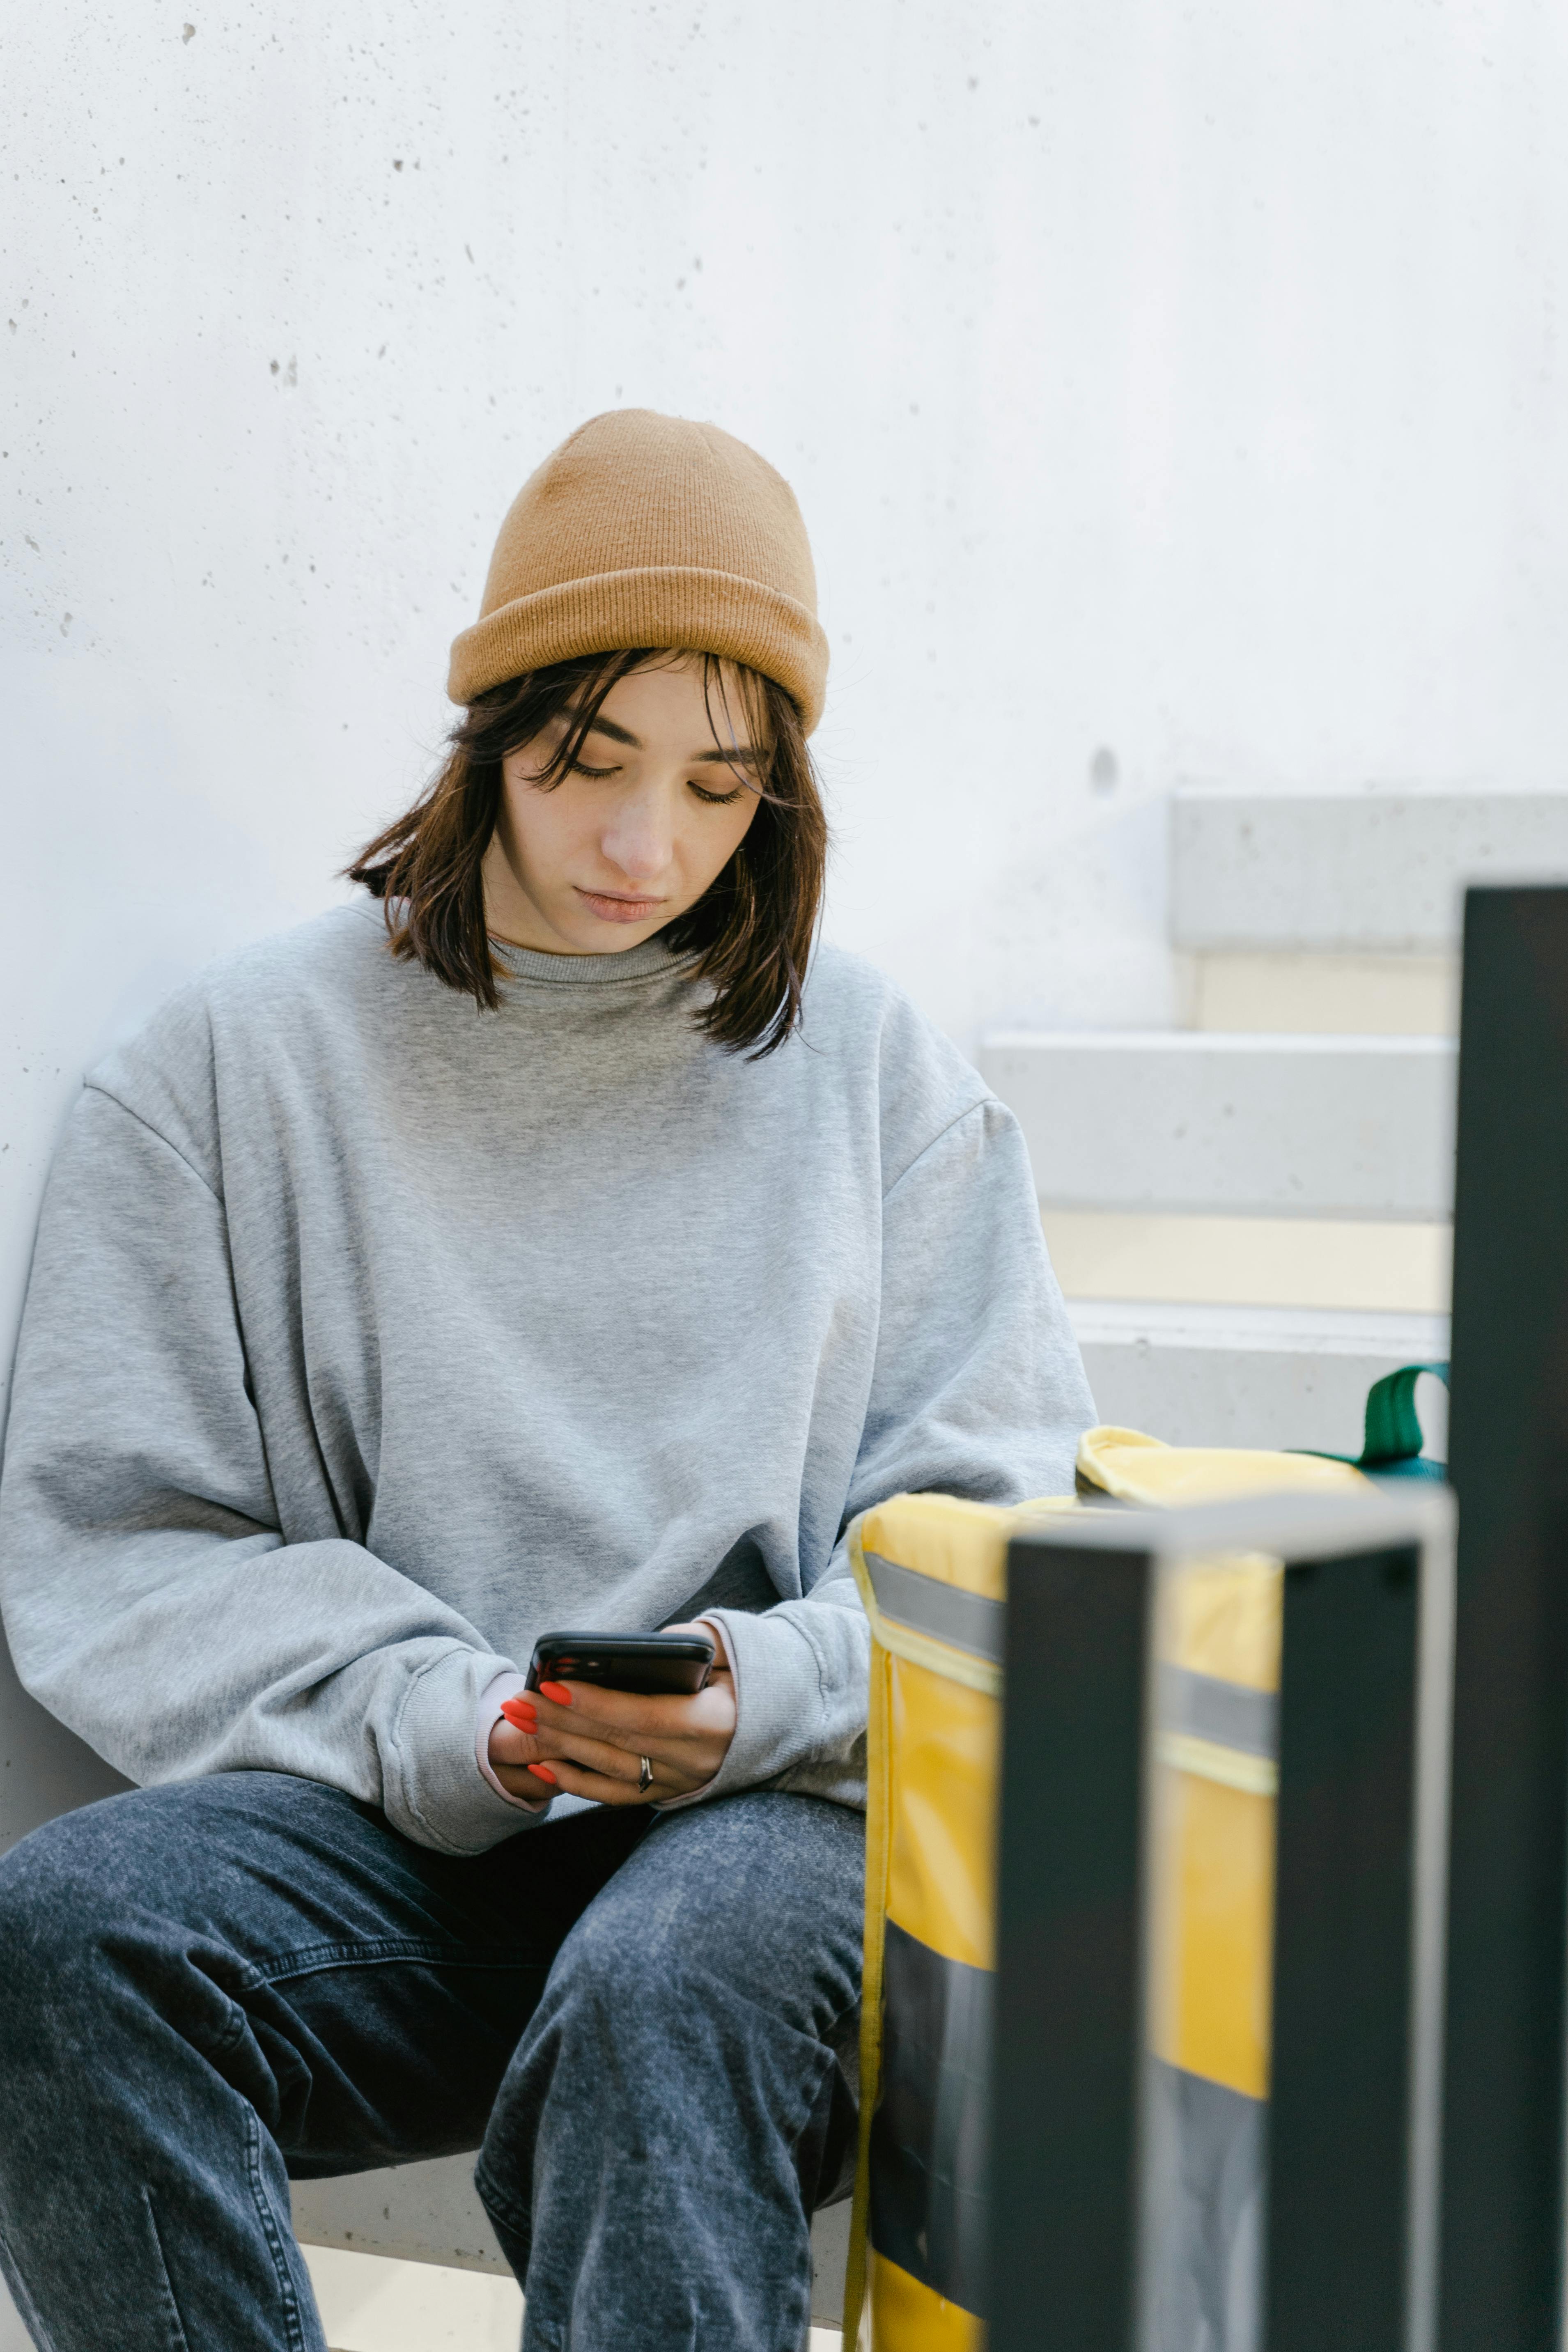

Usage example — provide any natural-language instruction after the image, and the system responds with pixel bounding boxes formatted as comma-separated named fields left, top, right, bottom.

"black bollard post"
left=1438, top=885, right=1568, bottom=2352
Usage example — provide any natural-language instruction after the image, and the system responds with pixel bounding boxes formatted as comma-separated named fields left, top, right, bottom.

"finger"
left=489, top=1718, right=543, bottom=1769
left=492, top=1709, right=637, bottom=1772
left=531, top=1677, right=733, bottom=1743
left=493, top=1715, right=662, bottom=1783
left=509, top=1690, right=661, bottom=1752
left=530, top=1747, right=711, bottom=1804
left=512, top=1685, right=647, bottom=1744
left=523, top=1727, right=661, bottom=1784
left=523, top=1756, right=668, bottom=1808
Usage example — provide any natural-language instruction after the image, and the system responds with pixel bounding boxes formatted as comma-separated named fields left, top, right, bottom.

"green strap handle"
left=1299, top=1361, right=1450, bottom=1481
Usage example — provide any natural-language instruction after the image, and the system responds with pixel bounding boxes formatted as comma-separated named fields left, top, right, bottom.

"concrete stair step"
left=1068, top=1299, right=1450, bottom=1456
left=1173, top=787, right=1568, bottom=952
left=980, top=1030, right=1456, bottom=1220
left=290, top=2158, right=851, bottom=2331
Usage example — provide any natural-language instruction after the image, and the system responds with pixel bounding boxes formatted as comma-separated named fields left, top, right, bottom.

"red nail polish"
left=526, top=1762, right=558, bottom=1784
left=500, top=1698, right=537, bottom=1730
left=538, top=1681, right=574, bottom=1707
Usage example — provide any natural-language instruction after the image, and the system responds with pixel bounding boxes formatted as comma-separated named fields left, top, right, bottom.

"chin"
left=566, top=911, right=664, bottom=950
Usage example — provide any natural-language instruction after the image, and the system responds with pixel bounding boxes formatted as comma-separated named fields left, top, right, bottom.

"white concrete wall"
left=5, top=0, right=1568, bottom=1411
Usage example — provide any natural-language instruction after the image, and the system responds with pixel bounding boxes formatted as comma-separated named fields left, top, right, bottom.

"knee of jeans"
left=0, top=1802, right=140, bottom=2012
left=551, top=1886, right=716, bottom=2030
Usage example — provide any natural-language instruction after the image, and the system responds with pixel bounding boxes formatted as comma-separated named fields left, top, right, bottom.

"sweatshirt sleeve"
left=691, top=1095, right=1096, bottom=1809
left=0, top=1089, right=530, bottom=1857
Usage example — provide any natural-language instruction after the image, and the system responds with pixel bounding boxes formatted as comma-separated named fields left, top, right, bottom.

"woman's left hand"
left=487, top=1620, right=737, bottom=1807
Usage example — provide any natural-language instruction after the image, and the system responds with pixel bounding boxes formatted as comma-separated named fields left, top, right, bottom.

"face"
left=481, top=657, right=765, bottom=956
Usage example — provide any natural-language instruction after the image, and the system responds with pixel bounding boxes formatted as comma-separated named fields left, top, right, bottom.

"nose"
left=599, top=783, right=675, bottom=884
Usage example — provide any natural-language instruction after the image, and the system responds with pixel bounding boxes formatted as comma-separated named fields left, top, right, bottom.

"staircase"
left=980, top=789, right=1568, bottom=1456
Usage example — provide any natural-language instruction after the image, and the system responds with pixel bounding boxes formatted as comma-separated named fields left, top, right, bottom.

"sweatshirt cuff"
left=669, top=1605, right=825, bottom=1804
left=389, top=1645, right=545, bottom=1854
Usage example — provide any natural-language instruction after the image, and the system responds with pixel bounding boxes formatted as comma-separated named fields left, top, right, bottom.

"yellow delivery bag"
left=842, top=1430, right=1371, bottom=2350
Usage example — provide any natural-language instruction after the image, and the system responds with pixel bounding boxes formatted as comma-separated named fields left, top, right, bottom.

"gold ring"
left=637, top=1755, right=654, bottom=1794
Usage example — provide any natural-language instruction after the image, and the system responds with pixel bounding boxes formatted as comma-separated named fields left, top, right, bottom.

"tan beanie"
left=447, top=409, right=830, bottom=733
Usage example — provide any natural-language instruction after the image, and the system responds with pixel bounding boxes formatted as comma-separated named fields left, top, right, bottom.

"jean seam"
left=140, top=2185, right=194, bottom=2352
left=472, top=2155, right=530, bottom=2237
left=239, top=1936, right=537, bottom=1991
left=244, top=2108, right=309, bottom=2352
left=209, top=2002, right=252, bottom=2058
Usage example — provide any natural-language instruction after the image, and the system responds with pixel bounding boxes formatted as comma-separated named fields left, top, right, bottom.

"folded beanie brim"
left=447, top=564, right=829, bottom=733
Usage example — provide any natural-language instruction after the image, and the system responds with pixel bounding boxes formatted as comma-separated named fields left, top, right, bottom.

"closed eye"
left=689, top=780, right=746, bottom=806
left=566, top=759, right=622, bottom=780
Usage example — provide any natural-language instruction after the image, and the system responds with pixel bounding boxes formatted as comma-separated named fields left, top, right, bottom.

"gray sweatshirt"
left=0, top=904, right=1094, bottom=1855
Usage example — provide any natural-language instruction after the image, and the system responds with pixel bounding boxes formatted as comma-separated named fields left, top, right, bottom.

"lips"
left=575, top=888, right=665, bottom=923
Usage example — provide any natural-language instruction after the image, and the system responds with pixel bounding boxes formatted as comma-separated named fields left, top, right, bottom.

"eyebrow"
left=578, top=712, right=763, bottom=766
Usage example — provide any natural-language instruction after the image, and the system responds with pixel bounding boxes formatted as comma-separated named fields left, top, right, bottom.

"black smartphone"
left=525, top=1630, right=715, bottom=1699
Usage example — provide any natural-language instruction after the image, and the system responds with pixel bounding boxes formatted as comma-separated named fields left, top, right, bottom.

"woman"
left=0, top=409, right=1093, bottom=2350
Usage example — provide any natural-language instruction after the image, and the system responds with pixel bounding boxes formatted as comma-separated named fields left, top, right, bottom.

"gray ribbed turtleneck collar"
left=486, top=931, right=698, bottom=988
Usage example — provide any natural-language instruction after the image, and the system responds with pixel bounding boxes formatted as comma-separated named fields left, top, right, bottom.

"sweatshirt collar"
left=487, top=931, right=697, bottom=987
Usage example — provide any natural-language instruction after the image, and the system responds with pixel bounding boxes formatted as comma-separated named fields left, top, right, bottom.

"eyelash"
left=565, top=759, right=744, bottom=807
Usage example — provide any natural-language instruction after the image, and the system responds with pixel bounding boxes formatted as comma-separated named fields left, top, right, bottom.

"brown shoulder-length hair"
left=347, top=649, right=827, bottom=1058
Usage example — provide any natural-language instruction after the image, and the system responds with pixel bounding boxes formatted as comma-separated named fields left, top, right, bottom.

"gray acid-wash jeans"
left=0, top=1774, right=863, bottom=2352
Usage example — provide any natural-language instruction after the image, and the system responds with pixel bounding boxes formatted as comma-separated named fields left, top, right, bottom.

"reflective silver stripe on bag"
left=1157, top=1663, right=1278, bottom=1759
left=862, top=1552, right=1006, bottom=1664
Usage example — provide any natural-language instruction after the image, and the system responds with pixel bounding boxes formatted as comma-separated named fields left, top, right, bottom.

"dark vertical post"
left=1267, top=1542, right=1421, bottom=2351
left=989, top=1533, right=1152, bottom=2352
left=1440, top=886, right=1568, bottom=2350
